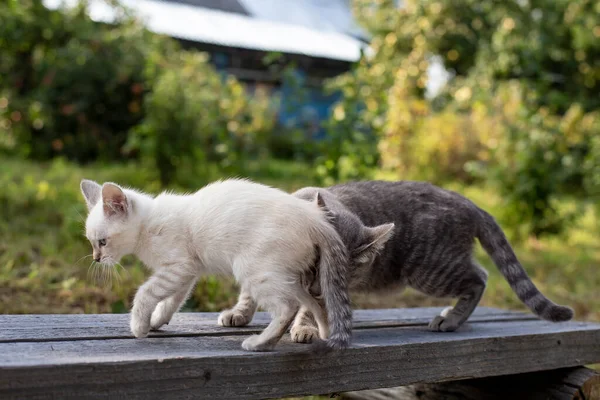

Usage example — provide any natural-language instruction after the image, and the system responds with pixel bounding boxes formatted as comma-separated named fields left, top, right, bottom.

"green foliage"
left=584, top=134, right=600, bottom=210
left=315, top=66, right=380, bottom=185
left=0, top=0, right=278, bottom=186
left=484, top=87, right=599, bottom=236
left=312, top=0, right=407, bottom=184
left=484, top=0, right=600, bottom=114
left=128, top=51, right=276, bottom=186
left=328, top=0, right=600, bottom=236
left=0, top=0, right=169, bottom=161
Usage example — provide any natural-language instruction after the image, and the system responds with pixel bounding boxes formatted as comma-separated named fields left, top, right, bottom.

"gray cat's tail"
left=310, top=195, right=353, bottom=352
left=477, top=209, right=573, bottom=322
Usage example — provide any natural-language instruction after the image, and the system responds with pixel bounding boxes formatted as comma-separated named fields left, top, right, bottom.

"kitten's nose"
left=94, top=255, right=101, bottom=262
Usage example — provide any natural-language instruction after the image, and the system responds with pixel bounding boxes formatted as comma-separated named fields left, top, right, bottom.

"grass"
left=0, top=156, right=318, bottom=314
left=1, top=156, right=598, bottom=322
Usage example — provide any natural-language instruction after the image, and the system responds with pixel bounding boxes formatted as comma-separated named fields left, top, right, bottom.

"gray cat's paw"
left=290, top=325, right=319, bottom=343
left=241, top=335, right=274, bottom=352
left=428, top=307, right=459, bottom=332
left=218, top=309, right=252, bottom=327
left=440, top=306, right=453, bottom=317
left=428, top=316, right=460, bottom=332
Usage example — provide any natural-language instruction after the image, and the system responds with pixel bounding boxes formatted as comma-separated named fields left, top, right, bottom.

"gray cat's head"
left=314, top=193, right=394, bottom=269
left=80, top=179, right=141, bottom=266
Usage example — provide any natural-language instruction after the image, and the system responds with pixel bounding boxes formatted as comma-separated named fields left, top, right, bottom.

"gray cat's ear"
left=102, top=182, right=128, bottom=217
left=80, top=179, right=102, bottom=210
left=354, top=223, right=395, bottom=264
left=312, top=192, right=327, bottom=209
left=313, top=192, right=335, bottom=221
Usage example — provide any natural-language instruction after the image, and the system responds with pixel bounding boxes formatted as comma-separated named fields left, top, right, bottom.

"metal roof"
left=237, top=0, right=368, bottom=40
left=162, top=0, right=249, bottom=15
left=43, top=0, right=368, bottom=62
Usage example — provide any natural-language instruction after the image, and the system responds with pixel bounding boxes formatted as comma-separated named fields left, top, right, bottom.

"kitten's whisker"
left=113, top=262, right=125, bottom=284
left=111, top=267, right=122, bottom=287
left=114, top=261, right=129, bottom=278
left=87, top=261, right=96, bottom=282
left=102, top=265, right=111, bottom=287
left=74, top=207, right=86, bottom=224
left=94, top=263, right=102, bottom=285
left=108, top=265, right=115, bottom=287
left=74, top=254, right=92, bottom=267
left=92, top=262, right=99, bottom=284
left=99, top=265, right=104, bottom=286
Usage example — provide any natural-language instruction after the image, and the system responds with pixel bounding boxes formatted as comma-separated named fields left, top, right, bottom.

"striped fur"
left=310, top=194, right=353, bottom=351
left=288, top=181, right=573, bottom=340
left=477, top=209, right=573, bottom=321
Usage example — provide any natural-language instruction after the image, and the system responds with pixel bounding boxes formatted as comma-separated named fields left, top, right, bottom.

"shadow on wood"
left=342, top=367, right=600, bottom=400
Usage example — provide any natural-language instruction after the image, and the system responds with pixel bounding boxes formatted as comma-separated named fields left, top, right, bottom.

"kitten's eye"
left=98, top=239, right=107, bottom=247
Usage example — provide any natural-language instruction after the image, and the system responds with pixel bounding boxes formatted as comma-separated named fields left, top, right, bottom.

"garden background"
left=1, top=0, right=598, bottom=340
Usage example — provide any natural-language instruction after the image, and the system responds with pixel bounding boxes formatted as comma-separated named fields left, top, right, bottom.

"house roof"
left=43, top=0, right=369, bottom=62
left=237, top=0, right=368, bottom=40
left=161, top=0, right=249, bottom=16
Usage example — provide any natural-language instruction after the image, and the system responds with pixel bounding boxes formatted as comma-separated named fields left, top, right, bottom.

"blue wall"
left=212, top=52, right=341, bottom=139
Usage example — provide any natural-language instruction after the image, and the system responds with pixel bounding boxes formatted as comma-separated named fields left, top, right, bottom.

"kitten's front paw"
left=150, top=303, right=172, bottom=331
left=130, top=314, right=150, bottom=338
left=241, top=335, right=274, bottom=352
left=218, top=309, right=252, bottom=327
left=440, top=306, right=453, bottom=318
left=428, top=307, right=459, bottom=332
left=290, top=324, right=320, bottom=344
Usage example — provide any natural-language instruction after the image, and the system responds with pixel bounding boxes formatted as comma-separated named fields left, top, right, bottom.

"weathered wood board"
left=0, top=307, right=532, bottom=342
left=1, top=307, right=599, bottom=400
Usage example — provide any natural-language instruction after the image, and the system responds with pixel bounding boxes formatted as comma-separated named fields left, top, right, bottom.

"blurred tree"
left=128, top=52, right=276, bottom=187
left=324, top=0, right=599, bottom=236
left=0, top=0, right=167, bottom=161
left=0, top=0, right=277, bottom=187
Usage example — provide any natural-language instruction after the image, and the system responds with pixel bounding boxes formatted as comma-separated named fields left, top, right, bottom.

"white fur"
left=440, top=306, right=453, bottom=318
left=82, top=178, right=333, bottom=351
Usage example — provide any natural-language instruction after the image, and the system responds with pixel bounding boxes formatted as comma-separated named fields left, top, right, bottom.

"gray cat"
left=221, top=180, right=574, bottom=347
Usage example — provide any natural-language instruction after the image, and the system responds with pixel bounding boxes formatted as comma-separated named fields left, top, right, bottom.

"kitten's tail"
left=310, top=196, right=353, bottom=353
left=477, top=209, right=573, bottom=322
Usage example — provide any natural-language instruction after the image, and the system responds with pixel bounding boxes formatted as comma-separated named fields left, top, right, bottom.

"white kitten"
left=80, top=178, right=352, bottom=351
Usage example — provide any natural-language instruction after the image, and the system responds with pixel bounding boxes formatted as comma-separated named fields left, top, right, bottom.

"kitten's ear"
left=80, top=179, right=102, bottom=210
left=313, top=192, right=327, bottom=209
left=312, top=192, right=334, bottom=221
left=354, top=223, right=395, bottom=264
left=102, top=182, right=128, bottom=217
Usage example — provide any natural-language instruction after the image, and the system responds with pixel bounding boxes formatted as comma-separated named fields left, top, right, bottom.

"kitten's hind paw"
left=241, top=335, right=275, bottom=352
left=290, top=325, right=319, bottom=344
left=218, top=309, right=252, bottom=327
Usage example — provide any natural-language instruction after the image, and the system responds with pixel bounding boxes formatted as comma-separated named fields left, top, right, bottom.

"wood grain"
left=0, top=307, right=533, bottom=342
left=1, top=317, right=599, bottom=399
left=342, top=367, right=600, bottom=400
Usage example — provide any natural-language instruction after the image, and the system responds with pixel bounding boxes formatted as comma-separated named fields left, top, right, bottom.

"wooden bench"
left=1, top=307, right=599, bottom=399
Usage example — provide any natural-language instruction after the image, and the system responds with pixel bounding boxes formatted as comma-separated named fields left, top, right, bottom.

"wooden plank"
left=1, top=319, right=599, bottom=399
left=342, top=367, right=600, bottom=400
left=0, top=307, right=533, bottom=342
